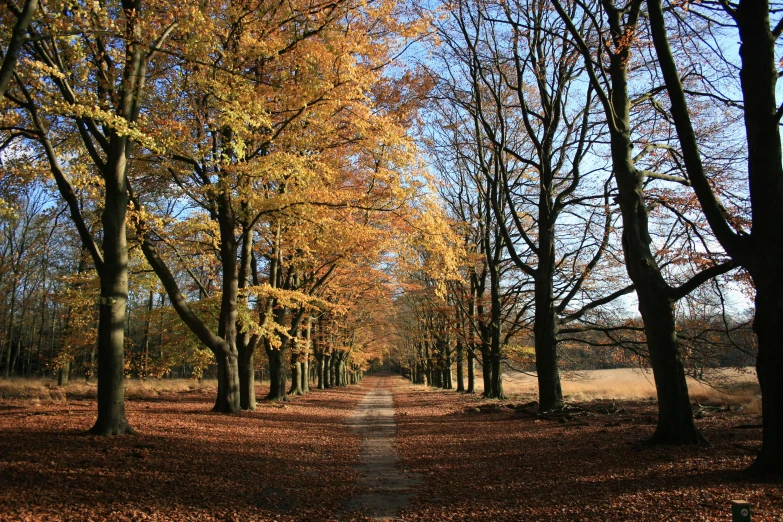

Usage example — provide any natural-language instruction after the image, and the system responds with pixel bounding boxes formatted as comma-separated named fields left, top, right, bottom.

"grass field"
left=0, top=377, right=219, bottom=402
left=479, top=367, right=762, bottom=413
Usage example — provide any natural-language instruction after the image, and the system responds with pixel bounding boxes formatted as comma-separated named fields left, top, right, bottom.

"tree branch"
left=669, top=260, right=738, bottom=301
left=647, top=0, right=743, bottom=256
left=560, top=284, right=635, bottom=324
left=0, top=0, right=38, bottom=99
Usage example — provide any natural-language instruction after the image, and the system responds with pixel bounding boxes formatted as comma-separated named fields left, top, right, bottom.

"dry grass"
left=2, top=368, right=761, bottom=414
left=482, top=367, right=762, bottom=414
left=0, top=377, right=218, bottom=403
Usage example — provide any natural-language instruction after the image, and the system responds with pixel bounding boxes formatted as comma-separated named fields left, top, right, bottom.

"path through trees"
left=2, top=0, right=781, bottom=481
left=344, top=376, right=422, bottom=519
left=1, top=374, right=779, bottom=520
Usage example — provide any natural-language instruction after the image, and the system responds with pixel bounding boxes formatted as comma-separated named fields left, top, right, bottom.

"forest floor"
left=0, top=383, right=366, bottom=521
left=0, top=374, right=780, bottom=521
left=391, top=377, right=782, bottom=521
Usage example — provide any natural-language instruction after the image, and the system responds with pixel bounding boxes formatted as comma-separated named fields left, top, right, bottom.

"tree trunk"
left=433, top=365, right=442, bottom=387
left=140, top=289, right=153, bottom=382
left=289, top=361, right=303, bottom=395
left=443, top=367, right=452, bottom=390
left=466, top=348, right=475, bottom=393
left=266, top=346, right=287, bottom=401
left=456, top=340, right=465, bottom=392
left=58, top=359, right=70, bottom=386
left=638, top=285, right=703, bottom=444
left=532, top=195, right=563, bottom=410
left=491, top=352, right=504, bottom=400
left=605, top=55, right=703, bottom=444
left=10, top=339, right=20, bottom=378
left=213, top=351, right=240, bottom=413
left=4, top=273, right=18, bottom=378
left=425, top=342, right=434, bottom=386
left=734, top=0, right=783, bottom=475
left=238, top=347, right=256, bottom=410
left=316, top=352, right=325, bottom=389
left=481, top=342, right=492, bottom=397
left=289, top=361, right=298, bottom=394
left=212, top=210, right=242, bottom=414
left=330, top=355, right=338, bottom=387
left=338, top=358, right=346, bottom=386
left=85, top=342, right=96, bottom=384
left=489, top=250, right=505, bottom=399
left=747, top=281, right=783, bottom=473
left=90, top=166, right=133, bottom=435
left=552, top=0, right=703, bottom=446
left=236, top=225, right=256, bottom=410
left=443, top=342, right=453, bottom=389
left=338, top=356, right=344, bottom=386
left=323, top=354, right=331, bottom=388
left=302, top=318, right=312, bottom=394
left=534, top=299, right=563, bottom=411
left=35, top=281, right=47, bottom=377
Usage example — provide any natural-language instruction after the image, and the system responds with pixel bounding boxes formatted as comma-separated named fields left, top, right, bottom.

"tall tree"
left=552, top=0, right=737, bottom=445
left=646, top=0, right=783, bottom=473
left=3, top=0, right=177, bottom=434
left=433, top=0, right=635, bottom=410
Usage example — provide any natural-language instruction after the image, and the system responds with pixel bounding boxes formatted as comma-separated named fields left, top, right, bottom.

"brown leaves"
left=0, top=385, right=365, bottom=521
left=391, top=378, right=783, bottom=521
left=1, top=376, right=780, bottom=521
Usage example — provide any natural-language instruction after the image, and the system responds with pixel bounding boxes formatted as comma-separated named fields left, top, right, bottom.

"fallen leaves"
left=0, top=385, right=365, bottom=521
left=0, top=376, right=780, bottom=521
left=391, top=379, right=783, bottom=521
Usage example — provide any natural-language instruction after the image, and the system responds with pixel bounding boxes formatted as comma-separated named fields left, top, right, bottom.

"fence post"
left=731, top=500, right=751, bottom=522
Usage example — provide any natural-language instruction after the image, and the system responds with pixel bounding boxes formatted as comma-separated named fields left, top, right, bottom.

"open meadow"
left=491, top=367, right=761, bottom=412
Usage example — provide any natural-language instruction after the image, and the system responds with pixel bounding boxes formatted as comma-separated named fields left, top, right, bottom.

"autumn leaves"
left=1, top=0, right=781, bottom=479
left=0, top=0, right=436, bottom=431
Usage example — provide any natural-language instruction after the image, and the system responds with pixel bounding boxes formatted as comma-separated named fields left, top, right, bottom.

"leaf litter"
left=0, top=375, right=781, bottom=521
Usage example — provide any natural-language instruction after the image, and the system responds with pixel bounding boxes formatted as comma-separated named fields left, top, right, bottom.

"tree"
left=130, top=0, right=426, bottom=409
left=431, top=0, right=635, bottom=410
left=645, top=0, right=783, bottom=473
left=552, top=0, right=738, bottom=445
left=3, top=0, right=178, bottom=434
left=0, top=0, right=38, bottom=99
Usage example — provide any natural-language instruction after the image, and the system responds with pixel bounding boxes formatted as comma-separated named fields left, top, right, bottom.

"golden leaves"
left=48, top=101, right=163, bottom=152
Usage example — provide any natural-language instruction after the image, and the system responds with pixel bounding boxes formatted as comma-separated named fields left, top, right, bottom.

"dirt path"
left=344, top=375, right=421, bottom=520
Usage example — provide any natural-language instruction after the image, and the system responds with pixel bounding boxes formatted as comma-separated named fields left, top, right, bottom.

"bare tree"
left=646, top=0, right=782, bottom=473
left=552, top=0, right=737, bottom=444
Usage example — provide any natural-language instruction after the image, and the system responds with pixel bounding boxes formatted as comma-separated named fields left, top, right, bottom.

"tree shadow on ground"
left=393, top=381, right=781, bottom=521
left=0, top=386, right=368, bottom=521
